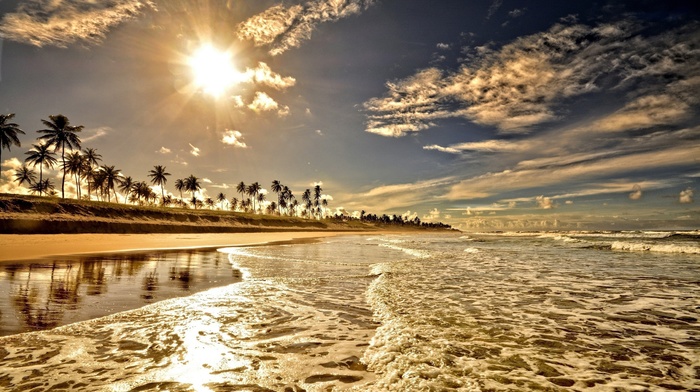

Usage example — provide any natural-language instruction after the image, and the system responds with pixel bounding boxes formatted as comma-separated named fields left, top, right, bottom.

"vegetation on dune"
left=0, top=113, right=452, bottom=231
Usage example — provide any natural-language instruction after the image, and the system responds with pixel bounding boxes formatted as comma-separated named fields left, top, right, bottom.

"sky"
left=0, top=0, right=698, bottom=231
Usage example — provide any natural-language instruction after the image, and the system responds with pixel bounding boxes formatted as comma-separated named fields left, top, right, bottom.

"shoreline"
left=0, top=231, right=368, bottom=262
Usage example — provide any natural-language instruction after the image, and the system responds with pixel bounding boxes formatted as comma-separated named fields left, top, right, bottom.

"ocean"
left=0, top=231, right=698, bottom=391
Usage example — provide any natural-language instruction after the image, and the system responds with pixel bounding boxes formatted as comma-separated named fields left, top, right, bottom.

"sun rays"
left=188, top=44, right=242, bottom=97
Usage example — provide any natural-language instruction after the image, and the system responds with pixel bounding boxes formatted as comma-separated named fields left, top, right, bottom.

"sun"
left=188, top=45, right=240, bottom=97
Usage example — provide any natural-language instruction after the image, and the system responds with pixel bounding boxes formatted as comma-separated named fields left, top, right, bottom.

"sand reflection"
left=0, top=249, right=241, bottom=336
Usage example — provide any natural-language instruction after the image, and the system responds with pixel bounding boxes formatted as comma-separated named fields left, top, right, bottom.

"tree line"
left=1, top=112, right=450, bottom=228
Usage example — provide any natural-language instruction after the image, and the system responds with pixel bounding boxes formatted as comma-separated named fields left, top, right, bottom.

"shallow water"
left=0, top=232, right=698, bottom=391
left=0, top=249, right=240, bottom=336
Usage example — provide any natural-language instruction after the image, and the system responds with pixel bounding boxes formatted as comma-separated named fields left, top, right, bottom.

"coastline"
left=0, top=231, right=366, bottom=262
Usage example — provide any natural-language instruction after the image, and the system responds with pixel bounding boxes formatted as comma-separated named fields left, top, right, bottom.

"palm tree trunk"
left=38, top=165, right=44, bottom=196
left=61, top=143, right=66, bottom=198
left=75, top=172, right=81, bottom=199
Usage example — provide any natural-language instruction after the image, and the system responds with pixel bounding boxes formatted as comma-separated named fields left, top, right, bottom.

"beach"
left=0, top=231, right=698, bottom=391
left=0, top=231, right=360, bottom=261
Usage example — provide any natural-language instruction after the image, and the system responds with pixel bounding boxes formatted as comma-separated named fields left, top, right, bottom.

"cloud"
left=423, top=208, right=441, bottom=221
left=237, top=0, right=377, bottom=56
left=231, top=96, right=245, bottom=108
left=0, top=0, right=154, bottom=47
left=535, top=195, right=555, bottom=209
left=508, top=8, right=526, bottom=18
left=242, top=62, right=296, bottom=90
left=364, top=19, right=700, bottom=135
left=629, top=184, right=642, bottom=200
left=364, top=68, right=452, bottom=137
left=679, top=188, right=694, bottom=203
left=402, top=210, right=418, bottom=221
left=486, top=0, right=502, bottom=19
left=157, top=146, right=171, bottom=154
left=278, top=105, right=291, bottom=117
left=0, top=158, right=30, bottom=195
left=221, top=130, right=248, bottom=148
left=189, top=143, right=200, bottom=157
left=436, top=43, right=450, bottom=50
left=248, top=91, right=279, bottom=113
left=425, top=139, right=529, bottom=154
left=446, top=144, right=699, bottom=200
left=339, top=176, right=456, bottom=213
left=583, top=94, right=691, bottom=133
left=81, top=126, right=111, bottom=143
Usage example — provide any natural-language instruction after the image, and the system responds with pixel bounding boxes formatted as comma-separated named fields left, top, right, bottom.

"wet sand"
left=0, top=232, right=363, bottom=262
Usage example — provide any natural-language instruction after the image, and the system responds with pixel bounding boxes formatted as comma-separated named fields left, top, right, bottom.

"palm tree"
left=162, top=195, right=173, bottom=207
left=205, top=197, right=215, bottom=210
left=14, top=166, right=36, bottom=188
left=271, top=180, right=283, bottom=215
left=81, top=148, right=101, bottom=199
left=174, top=178, right=185, bottom=201
left=63, top=151, right=84, bottom=199
left=99, top=165, right=121, bottom=203
left=290, top=199, right=299, bottom=217
left=148, top=165, right=171, bottom=205
left=247, top=182, right=261, bottom=213
left=184, top=175, right=201, bottom=209
left=0, top=113, right=25, bottom=178
left=257, top=192, right=266, bottom=214
left=133, top=181, right=151, bottom=205
left=29, top=178, right=55, bottom=196
left=118, top=176, right=135, bottom=204
left=37, top=114, right=84, bottom=199
left=302, top=189, right=312, bottom=219
left=321, top=198, right=329, bottom=219
left=282, top=186, right=294, bottom=215
left=230, top=197, right=239, bottom=212
left=217, top=192, right=227, bottom=210
left=24, top=143, right=58, bottom=195
left=313, top=184, right=322, bottom=219
left=236, top=181, right=246, bottom=203
left=243, top=198, right=252, bottom=213
left=92, top=170, right=107, bottom=201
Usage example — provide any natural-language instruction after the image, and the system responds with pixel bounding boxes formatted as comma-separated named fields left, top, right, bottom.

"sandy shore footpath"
left=0, top=231, right=364, bottom=261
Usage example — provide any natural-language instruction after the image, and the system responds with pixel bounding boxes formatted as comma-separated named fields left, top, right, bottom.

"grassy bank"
left=0, top=194, right=376, bottom=234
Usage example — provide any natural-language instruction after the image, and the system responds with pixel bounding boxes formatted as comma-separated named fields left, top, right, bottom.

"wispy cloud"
left=0, top=0, right=154, bottom=47
left=81, top=126, right=111, bottom=143
left=189, top=143, right=200, bottom=157
left=446, top=144, right=699, bottom=200
left=365, top=19, right=700, bottom=136
left=339, top=177, right=456, bottom=212
left=157, top=146, right=171, bottom=154
left=424, top=139, right=529, bottom=154
left=237, top=0, right=376, bottom=56
left=486, top=0, right=503, bottom=19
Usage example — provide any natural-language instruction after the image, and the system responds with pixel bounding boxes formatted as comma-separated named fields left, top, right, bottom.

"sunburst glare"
left=188, top=45, right=241, bottom=97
